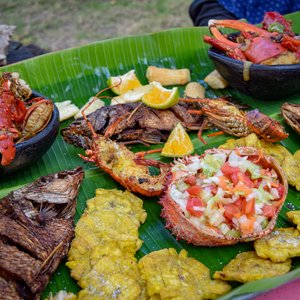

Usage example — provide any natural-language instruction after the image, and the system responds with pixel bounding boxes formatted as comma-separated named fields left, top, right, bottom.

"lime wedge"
left=161, top=123, right=194, bottom=157
left=107, top=70, right=142, bottom=95
left=110, top=85, right=152, bottom=105
left=141, top=82, right=179, bottom=109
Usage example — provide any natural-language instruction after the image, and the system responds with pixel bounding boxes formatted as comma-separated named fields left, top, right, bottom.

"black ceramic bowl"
left=208, top=48, right=300, bottom=100
left=0, top=91, right=59, bottom=175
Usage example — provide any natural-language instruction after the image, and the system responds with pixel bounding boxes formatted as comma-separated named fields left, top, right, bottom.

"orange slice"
left=142, top=82, right=179, bottom=109
left=161, top=123, right=194, bottom=157
left=107, top=70, right=142, bottom=95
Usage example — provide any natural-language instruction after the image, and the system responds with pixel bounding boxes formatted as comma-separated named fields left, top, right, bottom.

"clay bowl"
left=0, top=91, right=59, bottom=175
left=208, top=48, right=300, bottom=100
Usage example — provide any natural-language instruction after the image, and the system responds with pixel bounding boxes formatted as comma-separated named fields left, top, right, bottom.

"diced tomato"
left=238, top=172, right=254, bottom=188
left=221, top=162, right=240, bottom=176
left=242, top=198, right=255, bottom=216
left=230, top=173, right=239, bottom=186
left=184, top=175, right=196, bottom=186
left=253, top=178, right=262, bottom=188
left=210, top=184, right=218, bottom=195
left=277, top=184, right=285, bottom=199
left=186, top=197, right=204, bottom=217
left=224, top=204, right=241, bottom=220
left=234, top=198, right=243, bottom=210
left=186, top=185, right=202, bottom=197
left=262, top=205, right=277, bottom=218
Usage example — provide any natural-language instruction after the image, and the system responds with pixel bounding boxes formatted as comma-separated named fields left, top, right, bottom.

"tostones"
left=78, top=254, right=144, bottom=300
left=139, top=248, right=231, bottom=300
left=67, top=189, right=147, bottom=299
left=287, top=210, right=300, bottom=230
left=213, top=251, right=291, bottom=283
left=254, top=227, right=300, bottom=262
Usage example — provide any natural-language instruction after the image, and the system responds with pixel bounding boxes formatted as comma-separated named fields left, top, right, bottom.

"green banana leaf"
left=1, top=11, right=300, bottom=299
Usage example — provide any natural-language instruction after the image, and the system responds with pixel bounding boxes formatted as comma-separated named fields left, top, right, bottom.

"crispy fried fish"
left=213, top=251, right=291, bottom=283
left=0, top=167, right=84, bottom=300
left=287, top=210, right=300, bottom=230
left=254, top=228, right=300, bottom=262
left=138, top=248, right=231, bottom=300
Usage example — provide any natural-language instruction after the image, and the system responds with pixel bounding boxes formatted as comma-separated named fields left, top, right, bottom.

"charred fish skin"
left=281, top=103, right=300, bottom=135
left=0, top=167, right=84, bottom=300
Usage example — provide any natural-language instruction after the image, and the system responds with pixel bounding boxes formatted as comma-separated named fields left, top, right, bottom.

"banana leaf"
left=1, top=11, right=300, bottom=300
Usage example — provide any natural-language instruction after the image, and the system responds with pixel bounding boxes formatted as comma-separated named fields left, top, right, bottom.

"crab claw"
left=204, top=35, right=246, bottom=61
left=205, top=19, right=287, bottom=64
left=208, top=19, right=272, bottom=37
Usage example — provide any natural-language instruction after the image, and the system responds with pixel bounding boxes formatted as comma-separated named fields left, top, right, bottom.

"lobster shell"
left=160, top=147, right=288, bottom=246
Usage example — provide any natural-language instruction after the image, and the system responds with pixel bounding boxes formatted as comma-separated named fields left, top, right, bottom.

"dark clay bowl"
left=208, top=48, right=300, bottom=100
left=0, top=91, right=59, bottom=175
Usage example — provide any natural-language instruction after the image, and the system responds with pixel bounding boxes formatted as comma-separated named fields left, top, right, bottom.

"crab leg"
left=208, top=19, right=272, bottom=37
left=205, top=19, right=287, bottom=64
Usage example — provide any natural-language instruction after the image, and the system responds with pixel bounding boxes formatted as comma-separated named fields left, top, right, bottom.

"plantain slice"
left=67, top=189, right=147, bottom=299
left=139, top=248, right=231, bottom=300
left=78, top=254, right=143, bottom=300
left=213, top=251, right=291, bottom=283
left=287, top=210, right=300, bottom=230
left=254, top=228, right=300, bottom=262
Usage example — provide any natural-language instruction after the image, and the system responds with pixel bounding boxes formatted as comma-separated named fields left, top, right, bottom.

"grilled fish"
left=0, top=167, right=84, bottom=300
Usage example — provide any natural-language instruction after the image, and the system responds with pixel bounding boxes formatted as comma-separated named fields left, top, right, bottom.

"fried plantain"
left=74, top=209, right=143, bottom=254
left=139, top=248, right=231, bottom=300
left=78, top=254, right=144, bottom=300
left=254, top=228, right=300, bottom=262
left=213, top=251, right=291, bottom=283
left=91, top=189, right=147, bottom=225
left=287, top=210, right=300, bottom=230
left=67, top=189, right=147, bottom=299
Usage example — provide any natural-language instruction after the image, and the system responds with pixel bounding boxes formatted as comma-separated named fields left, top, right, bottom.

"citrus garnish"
left=141, top=82, right=179, bottom=109
left=107, top=70, right=142, bottom=95
left=111, top=85, right=152, bottom=105
left=161, top=123, right=194, bottom=157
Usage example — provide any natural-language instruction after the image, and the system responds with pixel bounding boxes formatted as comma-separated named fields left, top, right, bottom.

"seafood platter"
left=1, top=11, right=300, bottom=300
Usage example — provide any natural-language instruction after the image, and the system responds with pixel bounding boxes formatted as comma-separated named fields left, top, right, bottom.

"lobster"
left=0, top=72, right=54, bottom=166
left=181, top=97, right=289, bottom=143
left=79, top=97, right=170, bottom=197
left=204, top=11, right=300, bottom=65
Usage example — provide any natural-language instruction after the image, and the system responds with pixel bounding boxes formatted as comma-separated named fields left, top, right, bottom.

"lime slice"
left=141, top=82, right=179, bottom=109
left=110, top=85, right=152, bottom=105
left=161, top=123, right=194, bottom=157
left=107, top=70, right=142, bottom=95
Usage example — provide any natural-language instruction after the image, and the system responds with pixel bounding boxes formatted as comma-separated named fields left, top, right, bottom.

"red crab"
left=204, top=11, right=300, bottom=65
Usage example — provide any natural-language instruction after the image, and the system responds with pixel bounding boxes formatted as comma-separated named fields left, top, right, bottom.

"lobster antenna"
left=81, top=78, right=122, bottom=138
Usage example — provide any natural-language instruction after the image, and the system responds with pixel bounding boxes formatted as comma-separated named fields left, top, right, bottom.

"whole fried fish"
left=0, top=167, right=84, bottom=300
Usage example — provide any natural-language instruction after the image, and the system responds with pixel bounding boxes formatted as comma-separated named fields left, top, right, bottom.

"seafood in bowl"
left=160, top=147, right=287, bottom=246
left=204, top=11, right=300, bottom=65
left=203, top=12, right=300, bottom=99
left=0, top=72, right=58, bottom=172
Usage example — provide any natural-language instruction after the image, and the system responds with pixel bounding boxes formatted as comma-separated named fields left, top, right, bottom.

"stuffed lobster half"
left=160, top=147, right=288, bottom=246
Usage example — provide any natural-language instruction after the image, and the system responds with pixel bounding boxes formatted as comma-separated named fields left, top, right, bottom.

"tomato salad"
left=168, top=148, right=286, bottom=238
